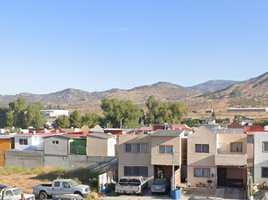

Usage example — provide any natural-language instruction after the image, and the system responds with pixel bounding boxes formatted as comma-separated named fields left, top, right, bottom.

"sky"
left=0, top=0, right=267, bottom=95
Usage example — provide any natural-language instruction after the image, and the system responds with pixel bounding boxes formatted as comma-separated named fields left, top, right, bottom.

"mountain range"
left=1, top=71, right=268, bottom=118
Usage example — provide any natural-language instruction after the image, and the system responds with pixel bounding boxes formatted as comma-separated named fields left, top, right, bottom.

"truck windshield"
left=68, top=180, right=79, bottom=187
left=13, top=189, right=23, bottom=196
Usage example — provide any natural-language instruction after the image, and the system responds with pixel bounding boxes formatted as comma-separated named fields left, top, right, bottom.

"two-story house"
left=187, top=126, right=247, bottom=188
left=117, top=129, right=184, bottom=186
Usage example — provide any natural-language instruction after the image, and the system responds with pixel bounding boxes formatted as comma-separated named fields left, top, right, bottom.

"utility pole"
left=171, top=147, right=175, bottom=195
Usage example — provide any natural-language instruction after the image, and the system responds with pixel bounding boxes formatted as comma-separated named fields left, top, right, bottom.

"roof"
left=87, top=132, right=116, bottom=139
left=151, top=129, right=183, bottom=137
left=209, top=128, right=245, bottom=134
left=14, top=132, right=59, bottom=137
left=44, top=134, right=86, bottom=139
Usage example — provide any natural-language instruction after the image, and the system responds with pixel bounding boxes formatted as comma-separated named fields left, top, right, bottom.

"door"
left=217, top=168, right=227, bottom=186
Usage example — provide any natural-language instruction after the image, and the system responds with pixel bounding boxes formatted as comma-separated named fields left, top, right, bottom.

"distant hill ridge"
left=0, top=71, right=267, bottom=116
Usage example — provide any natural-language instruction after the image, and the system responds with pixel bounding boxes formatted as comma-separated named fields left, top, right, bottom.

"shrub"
left=90, top=178, right=98, bottom=188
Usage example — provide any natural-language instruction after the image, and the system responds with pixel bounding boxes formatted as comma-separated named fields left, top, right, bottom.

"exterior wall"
left=0, top=138, right=14, bottom=167
left=217, top=134, right=247, bottom=154
left=87, top=137, right=108, bottom=156
left=44, top=136, right=69, bottom=156
left=254, top=132, right=268, bottom=183
left=107, top=138, right=116, bottom=156
left=5, top=150, right=117, bottom=170
left=118, top=135, right=154, bottom=185
left=44, top=155, right=117, bottom=169
left=15, top=136, right=34, bottom=151
left=187, top=126, right=217, bottom=186
left=151, top=136, right=181, bottom=165
left=5, top=150, right=44, bottom=169
left=32, top=135, right=45, bottom=151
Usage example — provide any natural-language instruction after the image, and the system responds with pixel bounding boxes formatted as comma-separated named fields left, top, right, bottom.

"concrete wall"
left=5, top=149, right=117, bottom=170
left=5, top=150, right=44, bottom=169
left=44, top=155, right=117, bottom=169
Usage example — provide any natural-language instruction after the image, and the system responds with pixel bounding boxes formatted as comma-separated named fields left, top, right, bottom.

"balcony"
left=215, top=154, right=247, bottom=166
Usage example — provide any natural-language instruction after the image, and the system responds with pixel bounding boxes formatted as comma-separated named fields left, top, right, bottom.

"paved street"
left=101, top=187, right=247, bottom=200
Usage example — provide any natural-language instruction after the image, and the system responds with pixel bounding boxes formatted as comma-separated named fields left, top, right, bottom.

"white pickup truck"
left=0, top=187, right=35, bottom=200
left=115, top=176, right=148, bottom=195
left=32, top=179, right=90, bottom=199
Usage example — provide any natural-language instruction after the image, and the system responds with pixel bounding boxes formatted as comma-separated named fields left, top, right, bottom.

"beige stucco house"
left=187, top=126, right=247, bottom=188
left=117, top=129, right=184, bottom=186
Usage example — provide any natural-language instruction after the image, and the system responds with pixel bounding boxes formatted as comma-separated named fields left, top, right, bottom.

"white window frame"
left=195, top=144, right=209, bottom=153
left=194, top=168, right=210, bottom=178
left=125, top=143, right=148, bottom=153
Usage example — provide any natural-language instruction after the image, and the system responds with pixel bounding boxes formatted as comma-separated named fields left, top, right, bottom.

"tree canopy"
left=145, top=95, right=189, bottom=124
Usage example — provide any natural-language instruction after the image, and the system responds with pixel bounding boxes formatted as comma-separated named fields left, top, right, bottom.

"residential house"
left=87, top=133, right=117, bottom=156
left=187, top=126, right=247, bottom=188
left=253, top=131, right=268, bottom=184
left=14, top=132, right=60, bottom=151
left=0, top=135, right=15, bottom=166
left=44, top=134, right=87, bottom=156
left=118, top=134, right=153, bottom=185
left=151, top=129, right=184, bottom=187
left=117, top=129, right=184, bottom=186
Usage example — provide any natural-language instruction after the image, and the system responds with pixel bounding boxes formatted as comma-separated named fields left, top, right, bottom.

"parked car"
left=33, top=179, right=90, bottom=199
left=0, top=187, right=35, bottom=200
left=115, top=176, right=148, bottom=195
left=52, top=194, right=84, bottom=200
left=151, top=178, right=171, bottom=194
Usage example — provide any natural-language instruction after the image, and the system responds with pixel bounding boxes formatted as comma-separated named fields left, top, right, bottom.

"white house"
left=254, top=132, right=268, bottom=184
left=14, top=132, right=59, bottom=151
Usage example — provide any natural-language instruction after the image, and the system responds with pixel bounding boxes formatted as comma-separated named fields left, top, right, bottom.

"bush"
left=90, top=178, right=98, bottom=188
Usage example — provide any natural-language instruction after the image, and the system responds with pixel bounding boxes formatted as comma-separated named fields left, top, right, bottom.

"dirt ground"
left=0, top=174, right=50, bottom=194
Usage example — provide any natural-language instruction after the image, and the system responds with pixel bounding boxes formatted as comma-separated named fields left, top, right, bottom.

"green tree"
left=55, top=115, right=70, bottom=128
left=145, top=95, right=189, bottom=124
left=0, top=106, right=9, bottom=128
left=83, top=113, right=102, bottom=128
left=70, top=110, right=82, bottom=128
left=230, top=88, right=242, bottom=97
left=25, top=103, right=46, bottom=128
left=101, top=98, right=143, bottom=128
left=8, top=97, right=27, bottom=128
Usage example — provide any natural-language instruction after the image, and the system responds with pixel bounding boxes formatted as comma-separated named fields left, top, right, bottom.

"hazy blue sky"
left=0, top=0, right=267, bottom=95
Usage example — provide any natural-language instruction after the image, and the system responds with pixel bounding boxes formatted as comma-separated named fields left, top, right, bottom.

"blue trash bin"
left=173, top=189, right=181, bottom=199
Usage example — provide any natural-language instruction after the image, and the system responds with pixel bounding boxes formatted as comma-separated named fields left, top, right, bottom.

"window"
left=52, top=140, right=59, bottom=144
left=124, top=166, right=148, bottom=177
left=263, top=142, right=268, bottom=152
left=54, top=181, right=61, bottom=187
left=262, top=167, right=268, bottom=178
left=125, top=143, right=148, bottom=153
left=195, top=144, right=209, bottom=153
left=194, top=168, right=210, bottom=177
left=159, top=145, right=173, bottom=154
left=231, top=142, right=242, bottom=152
left=19, top=139, right=28, bottom=145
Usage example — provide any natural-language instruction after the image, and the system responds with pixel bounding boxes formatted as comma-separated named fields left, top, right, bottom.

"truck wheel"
left=74, top=191, right=83, bottom=197
left=39, top=191, right=48, bottom=200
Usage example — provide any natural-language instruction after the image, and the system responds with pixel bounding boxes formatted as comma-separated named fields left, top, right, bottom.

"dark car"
left=151, top=178, right=171, bottom=194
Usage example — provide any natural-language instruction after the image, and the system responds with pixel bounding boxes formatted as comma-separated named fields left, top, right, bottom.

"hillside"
left=1, top=72, right=268, bottom=119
